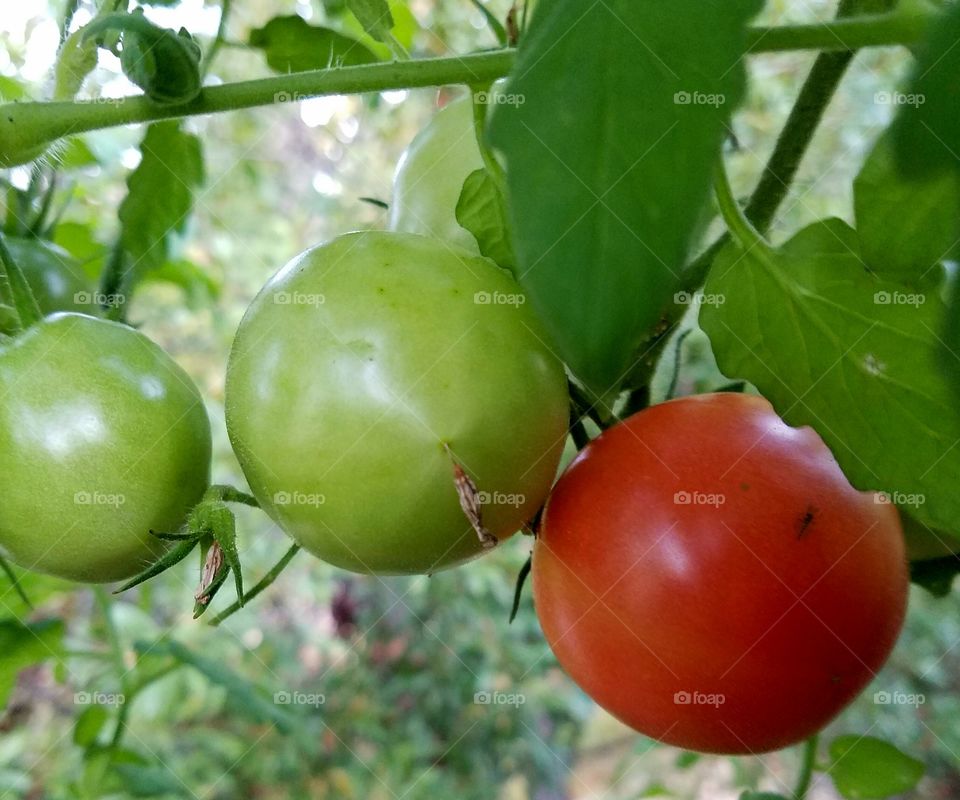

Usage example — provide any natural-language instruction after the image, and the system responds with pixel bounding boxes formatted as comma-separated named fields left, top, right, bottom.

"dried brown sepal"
left=506, top=3, right=520, bottom=47
left=443, top=443, right=497, bottom=549
left=195, top=540, right=224, bottom=604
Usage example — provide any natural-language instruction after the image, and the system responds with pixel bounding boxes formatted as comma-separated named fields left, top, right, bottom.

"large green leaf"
left=249, top=16, right=378, bottom=73
left=701, top=218, right=960, bottom=537
left=827, top=736, right=923, bottom=799
left=0, top=618, right=64, bottom=707
left=119, top=122, right=204, bottom=277
left=854, top=135, right=959, bottom=282
left=489, top=0, right=761, bottom=401
left=892, top=2, right=960, bottom=177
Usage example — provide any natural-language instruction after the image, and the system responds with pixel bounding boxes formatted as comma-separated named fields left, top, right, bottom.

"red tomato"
left=533, top=392, right=908, bottom=754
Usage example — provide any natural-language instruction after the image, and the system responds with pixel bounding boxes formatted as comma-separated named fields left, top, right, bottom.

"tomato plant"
left=0, top=238, right=91, bottom=334
left=225, top=230, right=568, bottom=574
left=534, top=393, right=909, bottom=754
left=0, top=313, right=212, bottom=583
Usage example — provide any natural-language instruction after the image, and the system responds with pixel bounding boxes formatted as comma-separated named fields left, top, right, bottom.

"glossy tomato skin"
left=0, top=238, right=91, bottom=334
left=0, top=313, right=212, bottom=582
left=225, top=231, right=568, bottom=575
left=389, top=94, right=484, bottom=253
left=534, top=393, right=908, bottom=755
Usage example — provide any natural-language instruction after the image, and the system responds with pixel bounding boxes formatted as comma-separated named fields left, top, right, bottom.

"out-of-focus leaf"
left=347, top=0, right=394, bottom=42
left=854, top=135, right=959, bottom=282
left=0, top=76, right=27, bottom=101
left=249, top=16, right=379, bottom=72
left=892, top=3, right=960, bottom=177
left=456, top=169, right=515, bottom=271
left=73, top=705, right=109, bottom=748
left=827, top=736, right=924, bottom=799
left=53, top=222, right=109, bottom=281
left=489, top=0, right=762, bottom=403
left=83, top=11, right=202, bottom=105
left=141, top=259, right=220, bottom=307
left=0, top=618, right=64, bottom=708
left=910, top=555, right=960, bottom=597
left=55, top=138, right=99, bottom=170
left=119, top=122, right=204, bottom=277
left=701, top=218, right=960, bottom=536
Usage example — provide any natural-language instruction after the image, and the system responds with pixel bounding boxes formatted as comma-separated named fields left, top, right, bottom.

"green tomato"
left=389, top=94, right=484, bottom=252
left=0, top=237, right=92, bottom=334
left=0, top=313, right=212, bottom=582
left=225, top=231, right=569, bottom=575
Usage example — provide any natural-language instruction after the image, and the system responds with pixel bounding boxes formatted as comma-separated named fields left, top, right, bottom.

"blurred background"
left=1, top=1, right=958, bottom=797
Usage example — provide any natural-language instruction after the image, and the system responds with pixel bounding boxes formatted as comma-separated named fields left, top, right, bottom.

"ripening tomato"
left=534, top=392, right=908, bottom=755
left=225, top=231, right=569, bottom=575
left=388, top=94, right=484, bottom=252
left=0, top=313, right=212, bottom=582
left=0, top=237, right=92, bottom=334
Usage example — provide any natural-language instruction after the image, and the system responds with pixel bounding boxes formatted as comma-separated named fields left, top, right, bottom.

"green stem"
left=0, top=12, right=931, bottom=167
left=201, top=0, right=231, bottom=79
left=208, top=544, right=300, bottom=627
left=0, top=233, right=43, bottom=330
left=793, top=734, right=819, bottom=800
left=713, top=157, right=768, bottom=253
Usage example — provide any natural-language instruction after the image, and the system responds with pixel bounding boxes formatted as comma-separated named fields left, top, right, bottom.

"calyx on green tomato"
left=0, top=313, right=212, bottom=583
left=225, top=231, right=569, bottom=575
left=0, top=237, right=92, bottom=335
left=389, top=93, right=485, bottom=253
left=534, top=392, right=908, bottom=755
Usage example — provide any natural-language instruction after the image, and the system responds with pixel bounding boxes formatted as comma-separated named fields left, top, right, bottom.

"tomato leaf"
left=346, top=0, right=394, bottom=43
left=0, top=618, right=64, bottom=708
left=892, top=2, right=960, bottom=177
left=488, top=0, right=761, bottom=402
left=701, top=218, right=960, bottom=538
left=249, top=16, right=379, bottom=72
left=82, top=11, right=202, bottom=105
left=854, top=134, right=959, bottom=282
left=827, top=736, right=924, bottom=799
left=456, top=168, right=515, bottom=271
left=119, top=122, right=204, bottom=277
left=73, top=705, right=109, bottom=748
left=738, top=793, right=788, bottom=800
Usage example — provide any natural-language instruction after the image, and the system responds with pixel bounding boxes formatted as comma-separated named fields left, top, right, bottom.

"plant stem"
left=208, top=544, right=300, bottom=627
left=0, top=11, right=930, bottom=164
left=201, top=0, right=231, bottom=79
left=793, top=734, right=819, bottom=800
left=713, top=157, right=768, bottom=252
